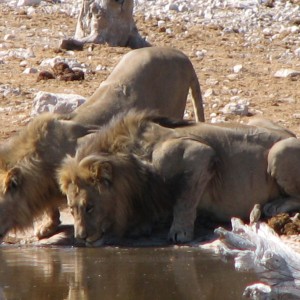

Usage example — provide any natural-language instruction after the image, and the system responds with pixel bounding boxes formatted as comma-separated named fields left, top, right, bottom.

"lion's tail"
left=190, top=67, right=205, bottom=122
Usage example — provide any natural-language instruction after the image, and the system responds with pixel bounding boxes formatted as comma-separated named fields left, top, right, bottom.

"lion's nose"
left=75, top=227, right=87, bottom=240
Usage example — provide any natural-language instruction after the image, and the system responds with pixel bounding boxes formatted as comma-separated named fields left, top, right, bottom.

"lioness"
left=71, top=46, right=205, bottom=124
left=58, top=111, right=300, bottom=245
left=0, top=47, right=204, bottom=240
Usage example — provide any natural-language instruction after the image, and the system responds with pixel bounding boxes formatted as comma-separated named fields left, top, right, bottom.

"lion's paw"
left=34, top=219, right=61, bottom=239
left=168, top=226, right=194, bottom=244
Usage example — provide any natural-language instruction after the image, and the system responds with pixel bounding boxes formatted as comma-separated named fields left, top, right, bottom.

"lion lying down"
left=0, top=47, right=204, bottom=240
left=58, top=111, right=300, bottom=245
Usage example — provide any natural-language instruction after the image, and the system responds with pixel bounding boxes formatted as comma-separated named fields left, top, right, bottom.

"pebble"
left=23, top=67, right=38, bottom=74
left=221, top=101, right=249, bottom=116
left=274, top=69, right=300, bottom=78
left=204, top=88, right=215, bottom=98
left=233, top=64, right=243, bottom=73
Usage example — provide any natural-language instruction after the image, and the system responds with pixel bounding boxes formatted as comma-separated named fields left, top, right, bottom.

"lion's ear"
left=4, top=167, right=22, bottom=193
left=90, top=161, right=112, bottom=186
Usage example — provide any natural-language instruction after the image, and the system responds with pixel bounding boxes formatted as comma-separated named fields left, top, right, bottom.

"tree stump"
left=60, top=0, right=149, bottom=50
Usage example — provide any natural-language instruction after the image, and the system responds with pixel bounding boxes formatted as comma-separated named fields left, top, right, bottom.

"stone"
left=31, top=91, right=86, bottom=116
left=221, top=102, right=249, bottom=116
left=233, top=64, right=243, bottom=73
left=274, top=69, right=300, bottom=78
left=17, top=0, right=41, bottom=6
left=23, top=67, right=38, bottom=74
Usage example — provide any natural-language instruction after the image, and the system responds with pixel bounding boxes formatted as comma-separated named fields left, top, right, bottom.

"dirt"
left=0, top=5, right=300, bottom=142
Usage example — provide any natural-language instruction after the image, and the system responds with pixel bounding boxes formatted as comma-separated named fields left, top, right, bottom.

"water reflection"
left=0, top=247, right=257, bottom=300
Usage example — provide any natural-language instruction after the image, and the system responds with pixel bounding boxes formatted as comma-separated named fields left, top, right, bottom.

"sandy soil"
left=0, top=5, right=300, bottom=141
left=0, top=3, right=300, bottom=251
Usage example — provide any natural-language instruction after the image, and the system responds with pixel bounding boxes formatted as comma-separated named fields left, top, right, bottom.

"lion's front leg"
left=153, top=138, right=216, bottom=243
left=34, top=208, right=61, bottom=239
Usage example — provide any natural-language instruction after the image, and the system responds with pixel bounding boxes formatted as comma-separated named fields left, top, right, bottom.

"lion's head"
left=58, top=152, right=173, bottom=246
left=0, top=114, right=98, bottom=239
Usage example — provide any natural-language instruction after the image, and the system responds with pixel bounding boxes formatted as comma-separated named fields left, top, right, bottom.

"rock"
left=233, top=64, right=243, bottom=73
left=19, top=60, right=28, bottom=67
left=221, top=101, right=249, bottom=116
left=293, top=113, right=300, bottom=119
left=4, top=34, right=15, bottom=41
left=17, top=0, right=41, bottom=6
left=157, top=20, right=166, bottom=27
left=204, top=88, right=215, bottom=97
left=31, top=91, right=86, bottom=116
left=36, top=71, right=55, bottom=81
left=227, top=74, right=239, bottom=81
left=23, top=67, right=38, bottom=74
left=59, top=38, right=84, bottom=51
left=205, top=78, right=219, bottom=86
left=0, top=84, right=21, bottom=97
left=274, top=69, right=300, bottom=78
left=195, top=50, right=207, bottom=59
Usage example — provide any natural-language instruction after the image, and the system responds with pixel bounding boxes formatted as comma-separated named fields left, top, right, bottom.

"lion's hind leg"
left=266, top=137, right=300, bottom=215
left=153, top=138, right=216, bottom=243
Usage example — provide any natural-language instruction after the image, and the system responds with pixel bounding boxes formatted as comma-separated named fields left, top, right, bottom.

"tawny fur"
left=58, top=153, right=173, bottom=244
left=58, top=111, right=300, bottom=244
left=0, top=46, right=203, bottom=239
left=0, top=113, right=95, bottom=236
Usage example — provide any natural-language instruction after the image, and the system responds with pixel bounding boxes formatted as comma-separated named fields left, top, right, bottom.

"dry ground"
left=0, top=5, right=300, bottom=141
left=1, top=5, right=300, bottom=250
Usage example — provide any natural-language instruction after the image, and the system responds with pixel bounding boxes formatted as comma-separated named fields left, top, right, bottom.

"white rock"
left=31, top=91, right=86, bottom=116
left=23, top=67, right=38, bottom=74
left=17, top=0, right=41, bottom=6
left=0, top=84, right=21, bottom=97
left=40, top=56, right=83, bottom=69
left=233, top=64, right=243, bottom=73
left=178, top=4, right=188, bottom=12
left=95, top=65, right=107, bottom=71
left=290, top=26, right=299, bottom=34
left=7, top=48, right=35, bottom=59
left=168, top=3, right=178, bottom=11
left=206, top=78, right=219, bottom=86
left=294, top=48, right=300, bottom=57
left=19, top=60, right=28, bottom=67
left=227, top=74, right=239, bottom=81
left=195, top=50, right=207, bottom=59
left=293, top=113, right=300, bottom=119
left=157, top=20, right=165, bottom=27
left=221, top=102, right=249, bottom=116
left=274, top=69, right=300, bottom=78
left=204, top=88, right=215, bottom=98
left=4, top=34, right=15, bottom=41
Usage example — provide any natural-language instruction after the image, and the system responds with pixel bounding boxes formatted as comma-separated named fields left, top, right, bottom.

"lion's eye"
left=102, top=178, right=111, bottom=187
left=86, top=205, right=94, bottom=214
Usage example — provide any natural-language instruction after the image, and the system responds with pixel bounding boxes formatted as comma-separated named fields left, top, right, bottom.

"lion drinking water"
left=0, top=47, right=204, bottom=241
left=58, top=111, right=300, bottom=245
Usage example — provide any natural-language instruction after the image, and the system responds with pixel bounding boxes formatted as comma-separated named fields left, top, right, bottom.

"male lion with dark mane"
left=0, top=46, right=204, bottom=241
left=58, top=111, right=300, bottom=245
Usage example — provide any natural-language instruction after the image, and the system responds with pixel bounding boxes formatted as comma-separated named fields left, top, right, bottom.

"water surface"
left=0, top=246, right=257, bottom=300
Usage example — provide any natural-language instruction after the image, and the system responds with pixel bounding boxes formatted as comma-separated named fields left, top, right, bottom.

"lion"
left=71, top=46, right=205, bottom=124
left=0, top=46, right=204, bottom=241
left=0, top=113, right=98, bottom=239
left=57, top=110, right=300, bottom=245
left=58, top=153, right=174, bottom=244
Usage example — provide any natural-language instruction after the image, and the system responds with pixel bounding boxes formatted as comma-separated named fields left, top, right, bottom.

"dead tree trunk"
left=214, top=218, right=300, bottom=299
left=60, top=0, right=149, bottom=50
